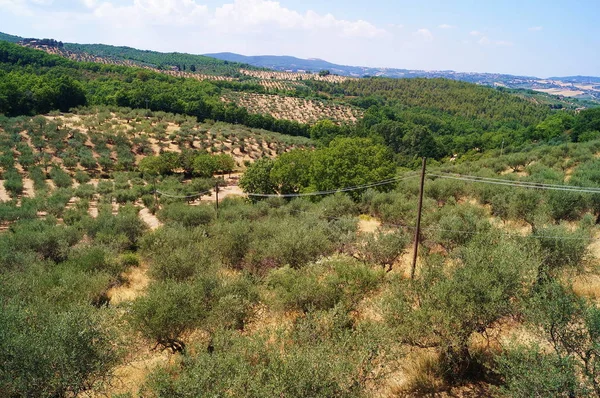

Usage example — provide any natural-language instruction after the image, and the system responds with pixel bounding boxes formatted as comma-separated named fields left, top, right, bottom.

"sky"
left=0, top=0, right=599, bottom=77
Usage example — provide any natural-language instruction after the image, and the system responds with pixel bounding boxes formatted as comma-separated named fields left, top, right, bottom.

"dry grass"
left=358, top=215, right=382, bottom=234
left=107, top=263, right=151, bottom=305
left=388, top=349, right=447, bottom=396
left=0, top=180, right=10, bottom=201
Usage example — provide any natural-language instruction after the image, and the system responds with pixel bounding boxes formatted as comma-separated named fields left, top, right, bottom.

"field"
left=3, top=106, right=600, bottom=397
left=223, top=92, right=363, bottom=125
left=239, top=68, right=357, bottom=83
left=0, top=107, right=311, bottom=231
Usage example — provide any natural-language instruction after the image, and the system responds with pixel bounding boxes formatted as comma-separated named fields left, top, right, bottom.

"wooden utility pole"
left=411, top=157, right=427, bottom=280
left=215, top=182, right=220, bottom=218
left=153, top=177, right=158, bottom=209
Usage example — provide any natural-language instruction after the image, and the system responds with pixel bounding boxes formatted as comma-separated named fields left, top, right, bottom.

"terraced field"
left=222, top=92, right=363, bottom=125
left=239, top=69, right=357, bottom=83
left=0, top=107, right=312, bottom=230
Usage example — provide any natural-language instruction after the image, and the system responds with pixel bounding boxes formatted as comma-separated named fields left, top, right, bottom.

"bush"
left=386, top=232, right=539, bottom=380
left=0, top=304, right=120, bottom=397
left=144, top=328, right=372, bottom=398
left=74, top=170, right=91, bottom=184
left=49, top=167, right=73, bottom=188
left=495, top=345, right=580, bottom=397
left=130, top=280, right=210, bottom=352
left=157, top=203, right=216, bottom=227
left=268, top=258, right=382, bottom=313
left=358, top=229, right=410, bottom=271
left=533, top=224, right=589, bottom=278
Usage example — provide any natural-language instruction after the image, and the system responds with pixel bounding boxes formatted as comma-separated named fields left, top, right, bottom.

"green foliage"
left=130, top=280, right=212, bottom=352
left=157, top=203, right=215, bottom=228
left=239, top=157, right=276, bottom=196
left=0, top=304, right=120, bottom=397
left=310, top=137, right=396, bottom=197
left=533, top=224, right=589, bottom=278
left=387, top=232, right=538, bottom=380
left=268, top=258, right=382, bottom=313
left=358, top=229, right=410, bottom=271
left=524, top=281, right=600, bottom=395
left=269, top=149, right=313, bottom=194
left=495, top=345, right=580, bottom=397
left=144, top=321, right=382, bottom=398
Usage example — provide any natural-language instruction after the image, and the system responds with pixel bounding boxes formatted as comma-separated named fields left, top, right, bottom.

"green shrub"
left=74, top=170, right=91, bottom=184
left=49, top=167, right=73, bottom=188
left=158, top=203, right=216, bottom=227
left=496, top=345, right=580, bottom=397
left=0, top=304, right=120, bottom=397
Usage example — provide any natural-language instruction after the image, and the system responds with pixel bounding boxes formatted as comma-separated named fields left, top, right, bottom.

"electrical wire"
left=432, top=171, right=600, bottom=191
left=245, top=174, right=419, bottom=198
left=155, top=189, right=213, bottom=199
left=429, top=173, right=600, bottom=194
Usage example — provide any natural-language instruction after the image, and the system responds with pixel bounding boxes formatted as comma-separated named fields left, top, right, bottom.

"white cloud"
left=46, top=0, right=387, bottom=38
left=470, top=30, right=482, bottom=36
left=415, top=28, right=433, bottom=41
left=211, top=0, right=386, bottom=38
left=0, top=0, right=34, bottom=15
left=438, top=24, right=455, bottom=29
left=478, top=36, right=490, bottom=45
left=529, top=26, right=543, bottom=31
left=91, top=0, right=209, bottom=26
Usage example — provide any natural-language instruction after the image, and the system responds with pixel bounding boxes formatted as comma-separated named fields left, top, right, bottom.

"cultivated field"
left=240, top=69, right=357, bottom=83
left=223, top=92, right=363, bottom=124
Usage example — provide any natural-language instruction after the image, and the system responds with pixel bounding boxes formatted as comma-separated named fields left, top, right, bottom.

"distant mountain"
left=204, top=52, right=369, bottom=75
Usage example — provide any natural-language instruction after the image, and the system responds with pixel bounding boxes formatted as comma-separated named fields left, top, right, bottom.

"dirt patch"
left=0, top=180, right=10, bottom=201
left=108, top=264, right=151, bottom=305
left=358, top=216, right=381, bottom=234
left=139, top=207, right=162, bottom=230
left=203, top=185, right=245, bottom=202
left=22, top=179, right=35, bottom=198
left=106, top=351, right=172, bottom=397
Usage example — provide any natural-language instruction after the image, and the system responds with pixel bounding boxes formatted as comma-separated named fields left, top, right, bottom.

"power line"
left=433, top=172, right=600, bottom=192
left=429, top=173, right=600, bottom=194
left=246, top=174, right=419, bottom=198
left=155, top=189, right=213, bottom=199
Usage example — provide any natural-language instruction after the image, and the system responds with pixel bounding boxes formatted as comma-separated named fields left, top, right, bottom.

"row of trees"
left=138, top=151, right=235, bottom=178
left=239, top=137, right=396, bottom=197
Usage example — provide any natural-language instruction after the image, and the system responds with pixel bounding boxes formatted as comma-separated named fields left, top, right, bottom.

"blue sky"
left=0, top=0, right=598, bottom=77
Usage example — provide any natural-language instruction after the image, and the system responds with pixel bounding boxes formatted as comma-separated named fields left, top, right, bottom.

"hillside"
left=63, top=43, right=255, bottom=76
left=4, top=27, right=600, bottom=397
left=4, top=39, right=600, bottom=165
left=206, top=51, right=600, bottom=102
left=3, top=105, right=600, bottom=396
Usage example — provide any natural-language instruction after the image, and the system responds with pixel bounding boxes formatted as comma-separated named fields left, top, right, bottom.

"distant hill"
left=63, top=44, right=257, bottom=76
left=547, top=76, right=600, bottom=84
left=205, top=52, right=600, bottom=102
left=0, top=30, right=598, bottom=103
left=0, top=32, right=23, bottom=43
left=204, top=52, right=368, bottom=75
